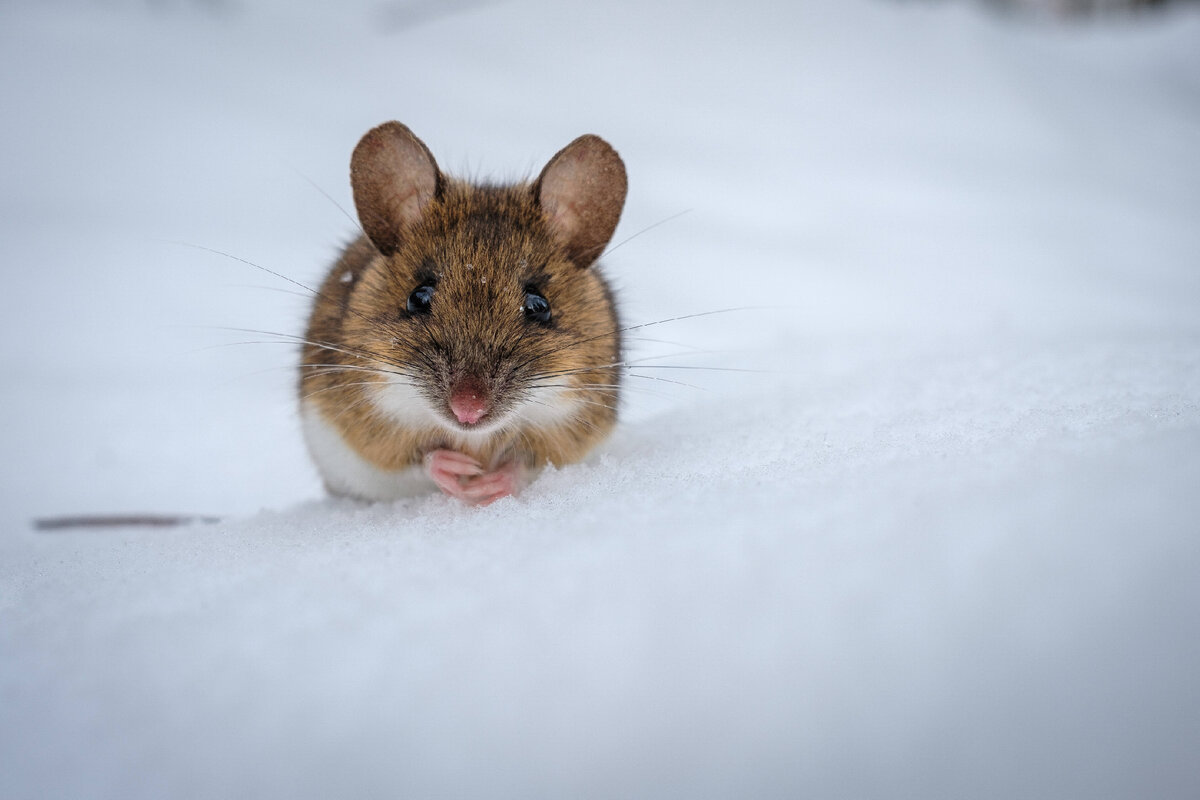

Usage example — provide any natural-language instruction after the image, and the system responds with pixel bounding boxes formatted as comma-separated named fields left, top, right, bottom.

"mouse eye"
left=522, top=290, right=551, bottom=325
left=407, top=284, right=435, bottom=316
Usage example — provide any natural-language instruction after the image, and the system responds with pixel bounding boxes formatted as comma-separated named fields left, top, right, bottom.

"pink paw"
left=423, top=449, right=525, bottom=506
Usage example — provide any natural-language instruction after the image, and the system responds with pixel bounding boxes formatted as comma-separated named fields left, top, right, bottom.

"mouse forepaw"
left=463, top=460, right=528, bottom=506
left=423, top=450, right=529, bottom=506
left=424, top=449, right=482, bottom=496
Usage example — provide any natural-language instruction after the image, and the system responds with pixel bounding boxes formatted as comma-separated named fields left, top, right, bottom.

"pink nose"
left=449, top=380, right=489, bottom=425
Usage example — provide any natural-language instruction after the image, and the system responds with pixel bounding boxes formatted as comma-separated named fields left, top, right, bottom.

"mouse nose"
left=449, top=377, right=490, bottom=425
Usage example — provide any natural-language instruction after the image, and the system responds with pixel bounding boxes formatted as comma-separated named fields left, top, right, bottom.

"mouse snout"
left=448, top=376, right=490, bottom=425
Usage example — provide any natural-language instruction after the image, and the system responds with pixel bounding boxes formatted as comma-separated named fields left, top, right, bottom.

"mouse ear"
left=534, top=135, right=627, bottom=268
left=350, top=121, right=441, bottom=257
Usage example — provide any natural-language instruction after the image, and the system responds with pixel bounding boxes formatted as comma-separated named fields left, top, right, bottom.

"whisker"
left=165, top=242, right=324, bottom=299
left=597, top=208, right=692, bottom=260
left=218, top=361, right=411, bottom=387
left=217, top=362, right=417, bottom=388
left=625, top=373, right=705, bottom=390
left=623, top=348, right=724, bottom=364
left=541, top=395, right=619, bottom=414
left=514, top=400, right=606, bottom=434
left=198, top=339, right=419, bottom=379
left=623, top=335, right=710, bottom=351
left=291, top=167, right=364, bottom=234
left=220, top=285, right=316, bottom=300
left=527, top=382, right=623, bottom=389
left=511, top=307, right=759, bottom=375
left=525, top=381, right=620, bottom=397
left=527, top=371, right=701, bottom=391
left=329, top=391, right=382, bottom=423
left=166, top=241, right=387, bottom=333
left=300, top=380, right=396, bottom=403
left=531, top=361, right=764, bottom=383
left=203, top=326, right=417, bottom=374
left=529, top=382, right=673, bottom=401
left=627, top=364, right=766, bottom=373
left=298, top=362, right=420, bottom=381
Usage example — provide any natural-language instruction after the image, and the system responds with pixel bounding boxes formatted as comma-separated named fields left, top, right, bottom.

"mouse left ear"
left=534, top=135, right=627, bottom=269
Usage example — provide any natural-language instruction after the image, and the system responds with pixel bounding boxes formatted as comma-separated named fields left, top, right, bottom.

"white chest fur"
left=300, top=400, right=433, bottom=502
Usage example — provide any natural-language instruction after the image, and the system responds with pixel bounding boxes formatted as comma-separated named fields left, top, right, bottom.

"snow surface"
left=2, top=1, right=1200, bottom=797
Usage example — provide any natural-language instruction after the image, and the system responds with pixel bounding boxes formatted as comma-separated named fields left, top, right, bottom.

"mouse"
left=298, top=121, right=628, bottom=506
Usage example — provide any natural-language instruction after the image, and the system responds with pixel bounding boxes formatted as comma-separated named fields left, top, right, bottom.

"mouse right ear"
left=350, top=121, right=441, bottom=257
left=535, top=135, right=627, bottom=269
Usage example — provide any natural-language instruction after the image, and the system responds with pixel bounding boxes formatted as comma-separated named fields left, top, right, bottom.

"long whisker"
left=165, top=242, right=323, bottom=299
left=627, top=364, right=766, bottom=373
left=623, top=373, right=705, bottom=390
left=529, top=394, right=619, bottom=414
left=597, top=208, right=692, bottom=260
left=528, top=382, right=674, bottom=401
left=219, top=285, right=316, bottom=300
left=299, top=363, right=415, bottom=379
left=528, top=372, right=702, bottom=391
left=328, top=390, right=384, bottom=423
left=522, top=356, right=766, bottom=388
left=512, top=399, right=606, bottom=435
left=510, top=307, right=759, bottom=375
left=197, top=339, right=419, bottom=380
left=623, top=336, right=711, bottom=351
left=225, top=361, right=415, bottom=383
left=296, top=358, right=421, bottom=382
left=527, top=382, right=624, bottom=389
left=300, top=380, right=396, bottom=403
left=622, top=349, right=725, bottom=364
left=165, top=241, right=388, bottom=333
left=203, top=326, right=416, bottom=374
left=291, top=167, right=363, bottom=234
left=540, top=363, right=766, bottom=381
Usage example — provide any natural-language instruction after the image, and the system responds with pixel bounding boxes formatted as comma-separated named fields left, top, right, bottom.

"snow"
left=2, top=1, right=1199, bottom=797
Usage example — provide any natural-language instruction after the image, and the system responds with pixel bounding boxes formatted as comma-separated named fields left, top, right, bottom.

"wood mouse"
left=299, top=121, right=628, bottom=506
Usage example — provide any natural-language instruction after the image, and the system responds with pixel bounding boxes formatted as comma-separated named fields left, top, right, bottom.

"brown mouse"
left=299, top=121, right=628, bottom=505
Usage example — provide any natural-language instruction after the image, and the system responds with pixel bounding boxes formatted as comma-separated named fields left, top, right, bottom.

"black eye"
left=407, top=284, right=435, bottom=316
left=523, top=290, right=551, bottom=325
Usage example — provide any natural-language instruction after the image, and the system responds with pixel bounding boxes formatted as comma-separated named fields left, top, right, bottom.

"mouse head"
left=342, top=121, right=627, bottom=439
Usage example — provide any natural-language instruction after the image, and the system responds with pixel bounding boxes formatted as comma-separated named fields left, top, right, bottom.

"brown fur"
left=300, top=123, right=625, bottom=496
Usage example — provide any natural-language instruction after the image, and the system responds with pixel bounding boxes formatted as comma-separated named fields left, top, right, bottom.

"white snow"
left=2, top=1, right=1199, bottom=798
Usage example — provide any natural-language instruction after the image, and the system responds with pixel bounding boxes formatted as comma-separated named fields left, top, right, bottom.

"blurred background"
left=983, top=0, right=1196, bottom=14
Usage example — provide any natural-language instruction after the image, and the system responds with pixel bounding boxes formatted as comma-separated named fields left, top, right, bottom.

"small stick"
left=32, top=515, right=221, bottom=531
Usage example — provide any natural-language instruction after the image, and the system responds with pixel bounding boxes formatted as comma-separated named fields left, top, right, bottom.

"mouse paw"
left=462, top=460, right=528, bottom=507
left=423, top=450, right=526, bottom=506
left=424, top=449, right=483, bottom=498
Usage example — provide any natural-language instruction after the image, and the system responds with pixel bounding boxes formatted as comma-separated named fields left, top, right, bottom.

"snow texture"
left=2, top=1, right=1199, bottom=798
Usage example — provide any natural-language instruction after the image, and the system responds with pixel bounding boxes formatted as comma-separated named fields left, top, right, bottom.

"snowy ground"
left=2, top=1, right=1199, bottom=797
